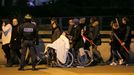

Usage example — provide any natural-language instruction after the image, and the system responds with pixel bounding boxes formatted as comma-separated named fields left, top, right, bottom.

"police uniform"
left=18, top=14, right=39, bottom=71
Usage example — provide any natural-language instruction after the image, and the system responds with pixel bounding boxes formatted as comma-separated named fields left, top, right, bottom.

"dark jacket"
left=19, top=22, right=39, bottom=44
left=72, top=24, right=86, bottom=50
left=88, top=25, right=99, bottom=40
left=68, top=25, right=74, bottom=35
left=110, top=28, right=121, bottom=50
left=87, top=24, right=101, bottom=45
left=51, top=27, right=62, bottom=42
left=120, top=24, right=132, bottom=43
left=10, top=25, right=21, bottom=49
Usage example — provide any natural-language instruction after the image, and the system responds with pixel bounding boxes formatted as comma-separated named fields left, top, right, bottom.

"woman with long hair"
left=1, top=18, right=12, bottom=66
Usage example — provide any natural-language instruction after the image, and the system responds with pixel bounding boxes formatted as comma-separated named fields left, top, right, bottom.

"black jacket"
left=19, top=22, right=39, bottom=44
left=110, top=28, right=121, bottom=50
left=51, top=27, right=62, bottom=42
left=10, top=25, right=21, bottom=49
left=120, top=24, right=132, bottom=43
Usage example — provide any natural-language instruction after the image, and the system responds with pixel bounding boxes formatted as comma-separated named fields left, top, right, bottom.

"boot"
left=32, top=65, right=38, bottom=71
left=18, top=66, right=24, bottom=71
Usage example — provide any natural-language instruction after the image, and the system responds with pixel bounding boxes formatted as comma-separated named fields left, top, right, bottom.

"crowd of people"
left=47, top=16, right=132, bottom=67
left=1, top=15, right=132, bottom=71
left=2, top=14, right=39, bottom=70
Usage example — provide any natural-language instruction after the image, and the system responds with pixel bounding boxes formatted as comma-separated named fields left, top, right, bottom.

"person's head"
left=68, top=19, right=74, bottom=26
left=2, top=18, right=10, bottom=26
left=79, top=17, right=86, bottom=24
left=24, top=14, right=32, bottom=22
left=122, top=17, right=128, bottom=25
left=51, top=18, right=58, bottom=29
left=92, top=21, right=99, bottom=27
left=12, top=18, right=18, bottom=26
left=73, top=18, right=79, bottom=25
left=90, top=16, right=99, bottom=27
left=90, top=16, right=97, bottom=24
left=111, top=20, right=119, bottom=29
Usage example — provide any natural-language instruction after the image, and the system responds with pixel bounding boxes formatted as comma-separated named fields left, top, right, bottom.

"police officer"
left=18, top=14, right=39, bottom=71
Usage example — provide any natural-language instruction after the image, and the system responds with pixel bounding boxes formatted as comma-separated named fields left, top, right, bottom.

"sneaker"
left=119, top=59, right=123, bottom=65
left=110, top=62, right=117, bottom=66
left=110, top=62, right=114, bottom=65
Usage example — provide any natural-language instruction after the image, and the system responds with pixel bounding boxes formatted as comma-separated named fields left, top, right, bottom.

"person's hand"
left=121, top=42, right=125, bottom=46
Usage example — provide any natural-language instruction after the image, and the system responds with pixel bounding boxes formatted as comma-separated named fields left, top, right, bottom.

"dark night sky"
left=0, top=0, right=134, bottom=17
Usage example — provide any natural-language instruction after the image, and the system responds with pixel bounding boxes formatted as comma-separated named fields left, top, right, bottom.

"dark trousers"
left=71, top=42, right=78, bottom=63
left=118, top=47, right=129, bottom=63
left=20, top=40, right=36, bottom=68
left=9, top=41, right=21, bottom=65
left=9, top=49, right=21, bottom=65
left=111, top=43, right=122, bottom=62
left=2, top=44, right=11, bottom=64
left=112, top=49, right=121, bottom=62
left=124, top=41, right=131, bottom=63
left=47, top=47, right=57, bottom=65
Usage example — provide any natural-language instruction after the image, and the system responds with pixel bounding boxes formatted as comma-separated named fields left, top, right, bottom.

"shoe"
left=119, top=59, right=123, bottom=65
left=106, top=61, right=111, bottom=65
left=18, top=67, right=24, bottom=71
left=110, top=62, right=117, bottom=66
left=5, top=64, right=13, bottom=67
left=98, top=60, right=105, bottom=65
